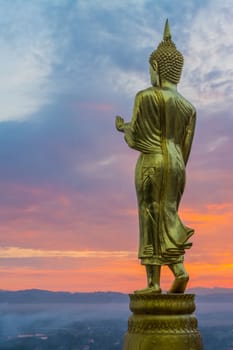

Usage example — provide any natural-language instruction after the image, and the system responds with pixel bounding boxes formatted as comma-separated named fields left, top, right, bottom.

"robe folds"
left=124, top=87, right=196, bottom=265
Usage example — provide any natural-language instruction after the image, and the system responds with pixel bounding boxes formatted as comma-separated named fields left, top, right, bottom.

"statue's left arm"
left=182, top=111, right=196, bottom=165
left=115, top=116, right=131, bottom=133
left=115, top=89, right=160, bottom=152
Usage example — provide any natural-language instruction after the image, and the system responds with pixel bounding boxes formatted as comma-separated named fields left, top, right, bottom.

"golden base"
left=123, top=294, right=203, bottom=350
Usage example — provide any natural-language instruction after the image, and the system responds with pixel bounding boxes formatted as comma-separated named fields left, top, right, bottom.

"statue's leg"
left=168, top=263, right=189, bottom=293
left=146, top=265, right=154, bottom=288
left=151, top=265, right=161, bottom=292
left=134, top=265, right=161, bottom=294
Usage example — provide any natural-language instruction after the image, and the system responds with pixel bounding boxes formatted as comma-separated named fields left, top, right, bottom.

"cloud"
left=206, top=136, right=230, bottom=152
left=0, top=3, right=57, bottom=121
left=181, top=0, right=233, bottom=111
left=0, top=1, right=75, bottom=122
left=107, top=66, right=148, bottom=96
left=0, top=246, right=135, bottom=259
left=0, top=180, right=139, bottom=252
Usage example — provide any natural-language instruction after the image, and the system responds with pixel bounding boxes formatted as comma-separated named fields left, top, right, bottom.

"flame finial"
left=163, top=19, right=171, bottom=41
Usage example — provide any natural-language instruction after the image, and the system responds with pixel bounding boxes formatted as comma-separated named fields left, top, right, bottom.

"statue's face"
left=150, top=62, right=160, bottom=87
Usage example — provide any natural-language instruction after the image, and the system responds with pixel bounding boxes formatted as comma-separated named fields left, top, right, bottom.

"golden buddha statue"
left=116, top=20, right=196, bottom=294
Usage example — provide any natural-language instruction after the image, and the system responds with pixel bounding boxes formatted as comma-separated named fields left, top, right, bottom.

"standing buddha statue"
left=116, top=19, right=196, bottom=294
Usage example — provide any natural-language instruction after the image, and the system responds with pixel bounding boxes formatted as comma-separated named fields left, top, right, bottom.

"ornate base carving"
left=123, top=294, right=203, bottom=350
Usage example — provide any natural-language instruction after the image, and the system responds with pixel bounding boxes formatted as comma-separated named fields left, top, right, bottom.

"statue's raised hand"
left=115, top=115, right=125, bottom=132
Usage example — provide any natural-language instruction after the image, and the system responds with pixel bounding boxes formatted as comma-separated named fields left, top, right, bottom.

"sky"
left=0, top=0, right=232, bottom=293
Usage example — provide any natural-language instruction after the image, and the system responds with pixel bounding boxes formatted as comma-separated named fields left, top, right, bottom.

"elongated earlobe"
left=151, top=61, right=158, bottom=72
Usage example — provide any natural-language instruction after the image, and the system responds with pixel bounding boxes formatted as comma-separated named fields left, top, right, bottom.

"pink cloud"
left=75, top=102, right=114, bottom=112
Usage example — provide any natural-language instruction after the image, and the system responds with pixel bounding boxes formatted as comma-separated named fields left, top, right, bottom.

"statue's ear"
left=151, top=60, right=158, bottom=72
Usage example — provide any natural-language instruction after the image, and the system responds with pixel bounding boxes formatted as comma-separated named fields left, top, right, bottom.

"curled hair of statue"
left=149, top=19, right=184, bottom=84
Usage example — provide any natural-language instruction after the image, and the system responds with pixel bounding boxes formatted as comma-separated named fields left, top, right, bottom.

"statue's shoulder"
left=135, top=87, right=161, bottom=101
left=177, top=93, right=196, bottom=117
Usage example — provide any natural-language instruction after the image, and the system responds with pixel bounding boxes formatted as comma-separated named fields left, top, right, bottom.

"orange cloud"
left=0, top=180, right=233, bottom=292
left=0, top=247, right=135, bottom=259
left=1, top=253, right=232, bottom=292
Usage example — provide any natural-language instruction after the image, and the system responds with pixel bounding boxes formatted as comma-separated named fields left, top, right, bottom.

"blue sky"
left=0, top=0, right=232, bottom=291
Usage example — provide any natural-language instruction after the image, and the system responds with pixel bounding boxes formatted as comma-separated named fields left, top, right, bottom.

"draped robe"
left=124, top=86, right=196, bottom=265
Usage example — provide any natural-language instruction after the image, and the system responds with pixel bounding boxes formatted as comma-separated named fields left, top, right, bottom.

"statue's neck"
left=160, top=78, right=177, bottom=91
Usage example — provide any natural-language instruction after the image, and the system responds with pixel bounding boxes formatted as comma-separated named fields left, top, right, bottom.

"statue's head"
left=149, top=19, right=184, bottom=85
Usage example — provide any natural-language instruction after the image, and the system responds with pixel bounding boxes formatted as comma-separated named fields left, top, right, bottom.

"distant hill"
left=188, top=287, right=233, bottom=302
left=188, top=287, right=233, bottom=295
left=0, top=288, right=232, bottom=304
left=0, top=289, right=128, bottom=304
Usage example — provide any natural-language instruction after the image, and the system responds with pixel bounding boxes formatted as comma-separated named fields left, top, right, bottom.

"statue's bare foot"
left=168, top=275, right=189, bottom=294
left=134, top=286, right=162, bottom=294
